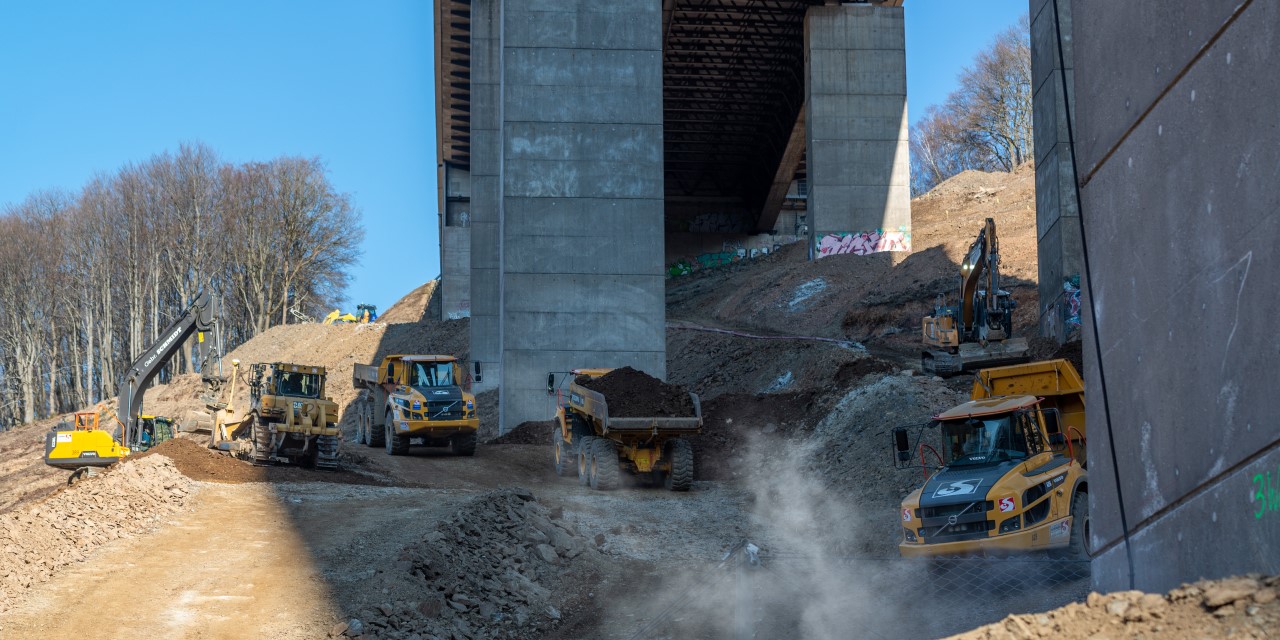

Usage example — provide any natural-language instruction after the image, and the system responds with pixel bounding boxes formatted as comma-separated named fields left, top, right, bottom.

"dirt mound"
left=344, top=488, right=599, bottom=639
left=576, top=367, right=694, bottom=418
left=135, top=437, right=391, bottom=486
left=695, top=391, right=838, bottom=480
left=0, top=454, right=197, bottom=613
left=1054, top=340, right=1084, bottom=374
left=489, top=420, right=552, bottom=445
left=476, top=389, right=500, bottom=441
left=1029, top=336, right=1060, bottom=360
left=666, top=164, right=1039, bottom=357
left=379, top=279, right=439, bottom=324
left=947, top=574, right=1280, bottom=640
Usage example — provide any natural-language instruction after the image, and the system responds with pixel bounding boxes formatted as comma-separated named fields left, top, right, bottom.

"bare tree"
left=910, top=15, right=1032, bottom=194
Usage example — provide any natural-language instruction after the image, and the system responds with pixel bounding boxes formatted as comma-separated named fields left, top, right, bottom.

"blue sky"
left=0, top=1, right=1025, bottom=312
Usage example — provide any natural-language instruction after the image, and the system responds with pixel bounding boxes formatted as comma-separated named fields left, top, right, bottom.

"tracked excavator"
left=921, top=218, right=1030, bottom=375
left=45, top=290, right=234, bottom=476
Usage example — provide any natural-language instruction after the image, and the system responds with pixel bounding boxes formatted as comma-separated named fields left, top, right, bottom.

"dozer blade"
left=923, top=338, right=1030, bottom=377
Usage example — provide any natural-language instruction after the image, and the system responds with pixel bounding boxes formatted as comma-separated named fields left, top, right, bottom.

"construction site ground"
left=1, top=167, right=1259, bottom=639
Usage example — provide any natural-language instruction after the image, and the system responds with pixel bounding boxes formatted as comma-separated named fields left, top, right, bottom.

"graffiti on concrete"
left=684, top=212, right=751, bottom=233
left=1255, top=463, right=1279, bottom=519
left=1063, top=275, right=1082, bottom=336
left=815, top=228, right=911, bottom=257
left=666, top=238, right=793, bottom=278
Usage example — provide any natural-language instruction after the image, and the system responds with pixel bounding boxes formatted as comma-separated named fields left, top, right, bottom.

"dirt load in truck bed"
left=575, top=367, right=695, bottom=418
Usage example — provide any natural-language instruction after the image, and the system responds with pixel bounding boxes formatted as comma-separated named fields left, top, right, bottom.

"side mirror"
left=893, top=427, right=911, bottom=462
left=473, top=361, right=482, bottom=383
left=547, top=373, right=556, bottom=395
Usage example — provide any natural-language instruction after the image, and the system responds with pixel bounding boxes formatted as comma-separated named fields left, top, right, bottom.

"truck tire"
left=1067, top=493, right=1090, bottom=560
left=577, top=436, right=597, bottom=486
left=590, top=439, right=621, bottom=491
left=450, top=431, right=478, bottom=456
left=664, top=438, right=694, bottom=492
left=385, top=413, right=409, bottom=455
left=367, top=401, right=385, bottom=448
left=553, top=425, right=575, bottom=477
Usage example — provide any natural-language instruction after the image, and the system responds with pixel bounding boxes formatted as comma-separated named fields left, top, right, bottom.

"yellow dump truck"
left=351, top=355, right=479, bottom=456
left=894, top=359, right=1087, bottom=559
left=549, top=369, right=703, bottom=491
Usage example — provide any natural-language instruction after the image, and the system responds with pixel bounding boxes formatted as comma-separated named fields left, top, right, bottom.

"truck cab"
left=895, top=360, right=1088, bottom=560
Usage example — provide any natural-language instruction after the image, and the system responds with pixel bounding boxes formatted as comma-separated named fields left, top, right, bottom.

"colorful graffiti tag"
left=815, top=228, right=911, bottom=257
left=1062, top=275, right=1082, bottom=336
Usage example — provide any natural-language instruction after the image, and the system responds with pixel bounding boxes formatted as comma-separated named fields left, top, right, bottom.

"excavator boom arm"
left=115, top=290, right=221, bottom=447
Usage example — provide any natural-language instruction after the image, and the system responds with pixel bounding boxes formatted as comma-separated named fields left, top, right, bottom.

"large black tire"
left=367, top=401, right=385, bottom=448
left=590, top=439, right=621, bottom=491
left=385, top=414, right=409, bottom=456
left=577, top=436, right=597, bottom=486
left=1067, top=493, right=1090, bottom=560
left=553, top=424, right=575, bottom=477
left=251, top=417, right=272, bottom=464
left=664, top=438, right=694, bottom=492
left=450, top=431, right=478, bottom=456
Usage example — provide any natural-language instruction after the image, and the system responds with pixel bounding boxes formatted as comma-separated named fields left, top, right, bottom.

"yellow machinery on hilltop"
left=894, top=359, right=1088, bottom=562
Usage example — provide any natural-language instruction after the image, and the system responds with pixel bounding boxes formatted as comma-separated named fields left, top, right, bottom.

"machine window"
left=410, top=362, right=455, bottom=388
left=939, top=415, right=1031, bottom=466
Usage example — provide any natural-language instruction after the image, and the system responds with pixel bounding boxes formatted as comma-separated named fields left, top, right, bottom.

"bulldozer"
left=921, top=218, right=1030, bottom=375
left=244, top=362, right=341, bottom=469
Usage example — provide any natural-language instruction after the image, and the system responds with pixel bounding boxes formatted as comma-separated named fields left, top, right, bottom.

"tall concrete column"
left=470, top=0, right=666, bottom=431
left=1071, top=0, right=1280, bottom=592
left=1030, top=0, right=1082, bottom=343
left=804, top=4, right=911, bottom=259
left=440, top=163, right=472, bottom=320
left=469, top=0, right=502, bottom=392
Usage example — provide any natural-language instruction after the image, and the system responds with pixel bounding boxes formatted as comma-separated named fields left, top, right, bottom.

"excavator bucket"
left=922, top=337, right=1030, bottom=376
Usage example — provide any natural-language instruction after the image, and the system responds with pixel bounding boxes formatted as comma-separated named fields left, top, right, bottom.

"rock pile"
left=337, top=488, right=597, bottom=640
left=486, top=421, right=552, bottom=445
left=0, top=455, right=197, bottom=613
left=948, top=574, right=1280, bottom=639
left=575, top=366, right=694, bottom=418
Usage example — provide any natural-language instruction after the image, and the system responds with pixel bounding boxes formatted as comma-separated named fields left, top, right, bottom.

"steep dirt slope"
left=666, top=164, right=1038, bottom=347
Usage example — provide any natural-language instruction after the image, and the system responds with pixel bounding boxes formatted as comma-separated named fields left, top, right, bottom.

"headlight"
left=903, top=528, right=918, bottom=542
left=999, top=517, right=1022, bottom=533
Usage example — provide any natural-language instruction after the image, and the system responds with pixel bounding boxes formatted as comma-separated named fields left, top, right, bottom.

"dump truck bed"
left=568, top=382, right=703, bottom=434
left=971, top=358, right=1086, bottom=440
left=352, top=364, right=380, bottom=388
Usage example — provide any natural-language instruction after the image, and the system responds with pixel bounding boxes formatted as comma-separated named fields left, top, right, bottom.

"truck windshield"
left=410, top=362, right=454, bottom=388
left=939, top=415, right=1031, bottom=466
left=276, top=372, right=322, bottom=399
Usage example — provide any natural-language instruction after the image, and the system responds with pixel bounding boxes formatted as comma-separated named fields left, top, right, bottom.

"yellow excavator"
left=44, top=290, right=230, bottom=477
left=921, top=218, right=1030, bottom=375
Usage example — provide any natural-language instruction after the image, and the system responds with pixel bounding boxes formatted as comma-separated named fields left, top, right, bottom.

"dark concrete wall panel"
left=505, top=2, right=660, bottom=51
left=1078, top=0, right=1280, bottom=592
left=1074, top=0, right=1242, bottom=174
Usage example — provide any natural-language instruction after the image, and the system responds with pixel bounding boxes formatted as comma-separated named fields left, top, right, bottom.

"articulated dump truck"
left=549, top=368, right=703, bottom=492
left=351, top=355, right=479, bottom=456
left=894, top=359, right=1087, bottom=561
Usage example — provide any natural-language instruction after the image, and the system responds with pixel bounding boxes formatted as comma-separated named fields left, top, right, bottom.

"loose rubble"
left=0, top=455, right=197, bottom=613
left=339, top=488, right=600, bottom=640
left=947, top=574, right=1280, bottom=639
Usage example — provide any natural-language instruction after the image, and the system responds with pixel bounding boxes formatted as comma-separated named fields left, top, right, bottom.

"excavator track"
left=315, top=434, right=340, bottom=471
